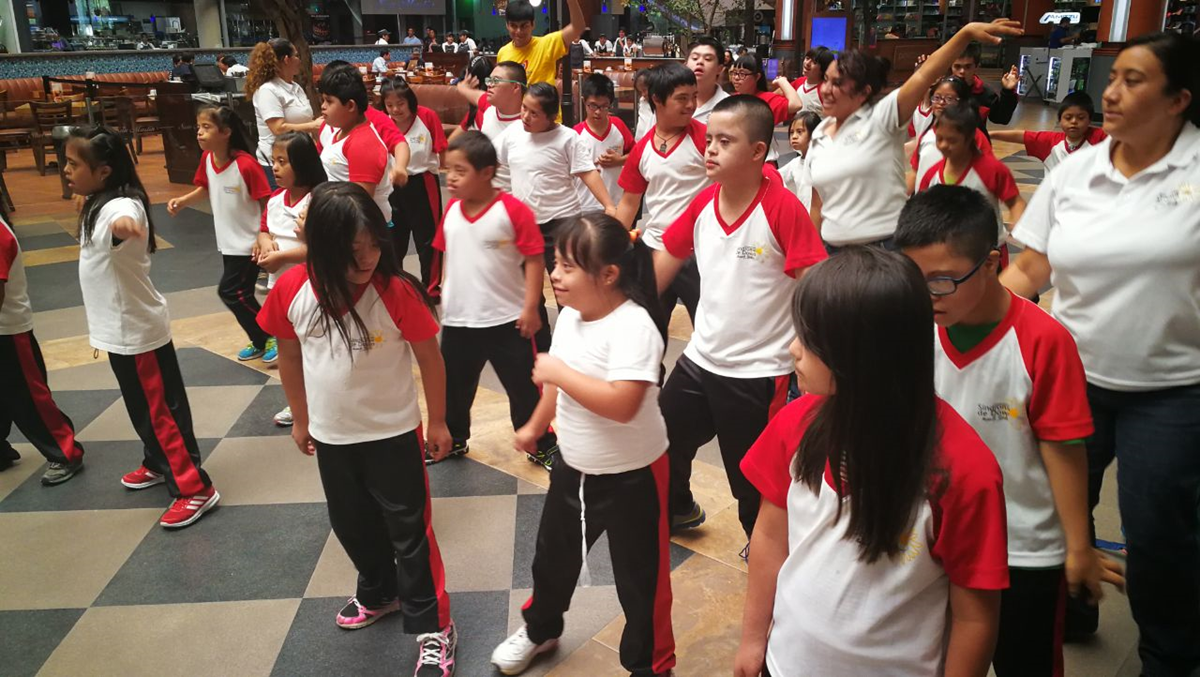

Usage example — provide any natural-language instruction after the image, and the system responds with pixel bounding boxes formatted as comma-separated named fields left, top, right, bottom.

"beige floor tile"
left=36, top=335, right=103, bottom=371
left=201, top=436, right=326, bottom=505
left=38, top=598, right=300, bottom=677
left=0, top=443, right=46, bottom=502
left=670, top=504, right=749, bottom=574
left=77, top=385, right=262, bottom=442
left=545, top=639, right=625, bottom=677
left=517, top=479, right=548, bottom=495
left=45, top=360, right=119, bottom=392
left=0, top=508, right=161, bottom=610
left=507, top=586, right=624, bottom=677
left=303, top=531, right=354, bottom=599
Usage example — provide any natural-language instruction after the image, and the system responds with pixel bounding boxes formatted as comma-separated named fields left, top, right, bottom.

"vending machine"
left=1017, top=47, right=1049, bottom=99
left=1044, top=47, right=1093, bottom=103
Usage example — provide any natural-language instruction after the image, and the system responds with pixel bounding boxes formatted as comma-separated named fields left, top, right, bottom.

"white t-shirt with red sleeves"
left=662, top=179, right=826, bottom=378
left=935, top=293, right=1094, bottom=567
left=1023, top=127, right=1107, bottom=172
left=918, top=151, right=1019, bottom=244
left=693, top=87, right=730, bottom=125
left=550, top=301, right=668, bottom=475
left=77, top=198, right=172, bottom=355
left=797, top=80, right=824, bottom=115
left=910, top=125, right=994, bottom=197
left=259, top=188, right=311, bottom=287
left=777, top=154, right=813, bottom=212
left=257, top=268, right=439, bottom=445
left=193, top=150, right=272, bottom=255
left=467, top=95, right=522, bottom=193
left=397, top=106, right=447, bottom=176
left=618, top=119, right=709, bottom=251
left=433, top=193, right=545, bottom=328
left=572, top=118, right=634, bottom=213
left=496, top=124, right=595, bottom=223
left=741, top=396, right=1010, bottom=677
left=364, top=106, right=408, bottom=153
left=908, top=101, right=934, bottom=139
left=318, top=121, right=395, bottom=223
left=0, top=216, right=33, bottom=335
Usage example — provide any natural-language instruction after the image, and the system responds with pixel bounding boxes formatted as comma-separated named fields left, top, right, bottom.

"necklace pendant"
left=658, top=141, right=668, bottom=152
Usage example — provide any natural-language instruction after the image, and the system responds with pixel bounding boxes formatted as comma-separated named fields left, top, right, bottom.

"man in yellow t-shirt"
left=496, top=0, right=587, bottom=120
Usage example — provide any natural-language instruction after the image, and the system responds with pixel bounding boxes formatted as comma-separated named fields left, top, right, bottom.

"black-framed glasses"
left=485, top=76, right=523, bottom=87
left=931, top=94, right=959, bottom=104
left=585, top=102, right=610, bottom=112
left=729, top=69, right=755, bottom=80
left=926, top=249, right=996, bottom=296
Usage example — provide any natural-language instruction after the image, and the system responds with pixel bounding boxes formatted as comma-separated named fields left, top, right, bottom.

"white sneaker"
left=273, top=406, right=293, bottom=427
left=491, top=625, right=558, bottom=675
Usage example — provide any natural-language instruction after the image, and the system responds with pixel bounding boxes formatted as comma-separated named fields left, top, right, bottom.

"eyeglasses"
left=931, top=94, right=960, bottom=104
left=485, top=77, right=523, bottom=87
left=585, top=102, right=610, bottom=112
left=926, top=249, right=995, bottom=296
left=729, top=69, right=755, bottom=80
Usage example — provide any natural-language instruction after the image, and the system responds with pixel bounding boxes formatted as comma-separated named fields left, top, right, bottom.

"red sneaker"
left=159, top=486, right=220, bottom=528
left=121, top=465, right=165, bottom=490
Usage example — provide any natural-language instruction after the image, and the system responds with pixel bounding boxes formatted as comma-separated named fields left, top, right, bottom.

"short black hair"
left=220, top=55, right=238, bottom=67
left=957, top=42, right=982, bottom=64
left=712, top=94, right=775, bottom=146
left=581, top=72, right=615, bottom=101
left=181, top=53, right=195, bottom=63
left=791, top=110, right=822, bottom=135
left=380, top=49, right=390, bottom=57
left=506, top=0, right=535, bottom=24
left=1058, top=90, right=1095, bottom=119
left=494, top=60, right=528, bottom=90
left=319, top=66, right=368, bottom=114
left=647, top=62, right=696, bottom=112
left=448, top=130, right=498, bottom=170
left=688, top=35, right=725, bottom=61
left=934, top=102, right=980, bottom=144
left=378, top=76, right=418, bottom=114
left=526, top=82, right=559, bottom=118
left=895, top=185, right=999, bottom=261
left=172, top=54, right=181, bottom=64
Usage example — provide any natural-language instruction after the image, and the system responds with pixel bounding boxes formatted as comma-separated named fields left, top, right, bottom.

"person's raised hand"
left=1001, top=65, right=1019, bottom=90
left=964, top=19, right=1023, bottom=45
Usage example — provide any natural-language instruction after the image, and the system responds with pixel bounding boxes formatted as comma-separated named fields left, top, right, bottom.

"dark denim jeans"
left=1086, top=382, right=1200, bottom=677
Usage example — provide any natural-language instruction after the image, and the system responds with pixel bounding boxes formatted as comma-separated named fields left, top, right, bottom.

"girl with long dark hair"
left=257, top=181, right=457, bottom=676
left=736, top=247, right=1009, bottom=677
left=65, top=126, right=219, bottom=528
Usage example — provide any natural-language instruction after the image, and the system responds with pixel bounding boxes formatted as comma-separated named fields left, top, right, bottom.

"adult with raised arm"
left=497, top=0, right=588, bottom=120
left=247, top=38, right=322, bottom=188
left=1003, top=33, right=1200, bottom=676
left=806, top=19, right=1022, bottom=252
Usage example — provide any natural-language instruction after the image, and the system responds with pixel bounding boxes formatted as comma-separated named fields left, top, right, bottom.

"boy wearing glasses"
left=573, top=73, right=633, bottom=213
left=896, top=185, right=1122, bottom=677
left=452, top=61, right=528, bottom=190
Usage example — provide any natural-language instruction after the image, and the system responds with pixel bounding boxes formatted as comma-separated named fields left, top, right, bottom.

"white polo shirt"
left=77, top=198, right=172, bottom=355
left=433, top=193, right=545, bottom=328
left=662, top=179, right=826, bottom=378
left=193, top=150, right=272, bottom=255
left=742, top=396, right=1009, bottom=677
left=807, top=89, right=907, bottom=246
left=259, top=188, right=311, bottom=287
left=550, top=301, right=668, bottom=475
left=1012, top=124, right=1200, bottom=392
left=918, top=151, right=1019, bottom=243
left=319, top=121, right=395, bottom=223
left=618, top=119, right=709, bottom=250
left=0, top=216, right=33, bottom=335
left=257, top=267, right=440, bottom=445
left=253, top=77, right=314, bottom=165
left=934, top=293, right=1094, bottom=567
left=398, top=106, right=448, bottom=176
left=572, top=118, right=634, bottom=213
left=496, top=124, right=595, bottom=223
left=692, top=86, right=730, bottom=125
left=1023, top=127, right=1107, bottom=172
left=778, top=154, right=813, bottom=212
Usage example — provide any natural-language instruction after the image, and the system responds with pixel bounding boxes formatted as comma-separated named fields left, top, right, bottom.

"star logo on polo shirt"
left=1155, top=182, right=1196, bottom=209
left=735, top=243, right=770, bottom=263
left=417, top=133, right=428, bottom=144
left=976, top=399, right=1029, bottom=432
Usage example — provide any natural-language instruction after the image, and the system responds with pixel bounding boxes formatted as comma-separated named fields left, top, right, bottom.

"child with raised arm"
left=989, top=91, right=1107, bottom=172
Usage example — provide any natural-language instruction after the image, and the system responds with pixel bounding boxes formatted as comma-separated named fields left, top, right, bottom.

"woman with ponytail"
left=248, top=38, right=320, bottom=187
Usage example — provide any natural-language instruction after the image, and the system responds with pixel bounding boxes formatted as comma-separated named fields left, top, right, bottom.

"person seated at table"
left=171, top=53, right=195, bottom=80
left=372, top=49, right=392, bottom=77
left=443, top=35, right=459, bottom=53
left=594, top=35, right=613, bottom=55
left=219, top=55, right=249, bottom=78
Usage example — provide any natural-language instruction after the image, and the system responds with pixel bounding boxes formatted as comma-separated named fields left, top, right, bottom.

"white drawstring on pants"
left=577, top=474, right=591, bottom=588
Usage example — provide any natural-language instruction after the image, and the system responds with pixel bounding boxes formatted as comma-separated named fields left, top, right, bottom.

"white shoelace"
left=417, top=628, right=451, bottom=665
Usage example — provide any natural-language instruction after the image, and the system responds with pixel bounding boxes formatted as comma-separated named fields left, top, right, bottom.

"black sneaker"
left=526, top=445, right=559, bottom=471
left=670, top=501, right=707, bottom=532
left=415, top=620, right=457, bottom=676
left=0, top=445, right=20, bottom=472
left=41, top=459, right=84, bottom=486
left=425, top=440, right=469, bottom=465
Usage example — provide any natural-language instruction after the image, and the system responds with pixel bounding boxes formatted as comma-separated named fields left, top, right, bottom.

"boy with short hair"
left=655, top=95, right=826, bottom=545
left=322, top=61, right=411, bottom=188
left=433, top=130, right=558, bottom=466
left=573, top=73, right=633, bottom=213
left=616, top=62, right=708, bottom=323
left=316, top=66, right=395, bottom=221
left=950, top=42, right=1018, bottom=136
left=498, top=0, right=588, bottom=120
left=895, top=185, right=1125, bottom=677
left=450, top=60, right=527, bottom=190
left=686, top=35, right=729, bottom=124
left=990, top=91, right=1107, bottom=172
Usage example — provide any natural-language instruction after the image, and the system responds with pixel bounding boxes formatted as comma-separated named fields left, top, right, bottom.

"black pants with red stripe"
left=661, top=354, right=788, bottom=537
left=0, top=331, right=84, bottom=464
left=391, top=172, right=443, bottom=294
left=314, top=430, right=451, bottom=634
left=441, top=322, right=557, bottom=452
left=218, top=254, right=270, bottom=349
left=108, top=342, right=210, bottom=497
left=659, top=255, right=700, bottom=328
left=523, top=454, right=676, bottom=676
left=994, top=566, right=1067, bottom=677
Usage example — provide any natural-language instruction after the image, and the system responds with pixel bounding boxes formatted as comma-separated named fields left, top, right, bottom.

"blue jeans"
left=1087, top=382, right=1200, bottom=676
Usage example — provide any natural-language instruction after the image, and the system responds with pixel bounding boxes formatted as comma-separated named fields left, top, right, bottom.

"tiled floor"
left=2, top=98, right=1141, bottom=676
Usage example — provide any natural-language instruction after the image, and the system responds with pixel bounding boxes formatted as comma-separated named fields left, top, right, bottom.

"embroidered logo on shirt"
left=735, top=243, right=770, bottom=263
left=484, top=238, right=512, bottom=250
left=349, top=330, right=385, bottom=351
left=977, top=399, right=1029, bottom=431
left=899, top=529, right=925, bottom=564
left=1155, top=183, right=1197, bottom=209
left=223, top=185, right=242, bottom=195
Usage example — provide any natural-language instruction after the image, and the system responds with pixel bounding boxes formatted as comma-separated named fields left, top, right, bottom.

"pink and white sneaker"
left=335, top=596, right=400, bottom=630
left=415, top=620, right=457, bottom=677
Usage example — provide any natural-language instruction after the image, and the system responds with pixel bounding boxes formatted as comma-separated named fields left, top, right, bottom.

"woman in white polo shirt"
left=247, top=38, right=322, bottom=188
left=1004, top=32, right=1200, bottom=676
left=806, top=19, right=1022, bottom=252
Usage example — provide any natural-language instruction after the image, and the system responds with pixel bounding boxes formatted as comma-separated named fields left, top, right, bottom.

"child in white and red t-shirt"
left=450, top=61, right=527, bottom=192
left=655, top=96, right=826, bottom=547
left=990, top=91, right=1107, bottom=173
left=573, top=73, right=634, bottom=215
left=314, top=67, right=395, bottom=222
left=895, top=185, right=1125, bottom=677
left=736, top=246, right=1009, bottom=677
left=432, top=131, right=558, bottom=468
left=167, top=105, right=274, bottom=363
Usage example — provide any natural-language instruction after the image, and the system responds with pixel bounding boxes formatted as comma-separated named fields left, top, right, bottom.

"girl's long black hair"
left=69, top=125, right=156, bottom=253
left=198, top=105, right=254, bottom=157
left=791, top=246, right=940, bottom=563
left=273, top=131, right=327, bottom=189
left=303, top=182, right=434, bottom=352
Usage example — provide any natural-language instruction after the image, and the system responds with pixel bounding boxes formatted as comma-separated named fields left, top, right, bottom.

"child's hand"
left=424, top=421, right=453, bottom=462
left=258, top=250, right=286, bottom=273
left=596, top=148, right=622, bottom=168
left=531, top=353, right=565, bottom=386
left=292, top=423, right=316, bottom=456
left=733, top=639, right=767, bottom=677
left=914, top=53, right=929, bottom=70
left=516, top=305, right=542, bottom=338
left=167, top=197, right=183, bottom=216
left=513, top=424, right=539, bottom=455
left=1001, top=65, right=1019, bottom=90
left=391, top=165, right=410, bottom=187
left=295, top=206, right=308, bottom=242
left=1067, top=547, right=1126, bottom=604
left=771, top=76, right=790, bottom=91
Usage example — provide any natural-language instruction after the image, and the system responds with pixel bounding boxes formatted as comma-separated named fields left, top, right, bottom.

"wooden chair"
left=132, top=94, right=160, bottom=154
left=30, top=101, right=74, bottom=176
left=95, top=96, right=139, bottom=163
left=0, top=145, right=14, bottom=215
left=0, top=90, right=35, bottom=154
